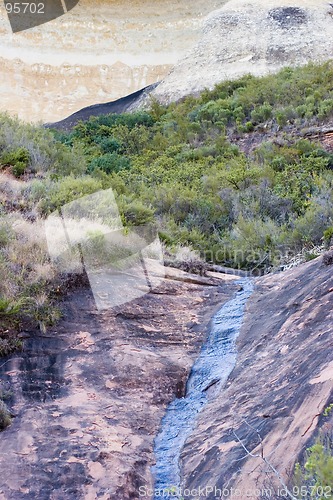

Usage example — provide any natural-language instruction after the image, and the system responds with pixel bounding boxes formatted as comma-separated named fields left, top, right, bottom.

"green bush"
left=88, top=153, right=130, bottom=174
left=98, top=137, right=121, bottom=154
left=223, top=215, right=283, bottom=270
left=38, top=175, right=104, bottom=214
left=250, top=103, right=272, bottom=124
left=0, top=297, right=22, bottom=317
left=0, top=336, right=23, bottom=358
left=318, top=99, right=333, bottom=120
left=0, top=113, right=86, bottom=175
left=1, top=147, right=30, bottom=177
left=294, top=436, right=333, bottom=499
left=118, top=198, right=155, bottom=226
left=323, top=227, right=333, bottom=247
left=0, top=401, right=11, bottom=431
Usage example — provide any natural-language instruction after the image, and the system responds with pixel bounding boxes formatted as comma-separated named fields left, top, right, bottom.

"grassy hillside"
left=53, top=61, right=333, bottom=269
left=1, top=61, right=333, bottom=348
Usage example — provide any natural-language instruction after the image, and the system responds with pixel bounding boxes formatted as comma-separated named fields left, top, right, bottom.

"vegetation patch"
left=0, top=401, right=11, bottom=431
left=294, top=433, right=333, bottom=499
left=1, top=61, right=333, bottom=351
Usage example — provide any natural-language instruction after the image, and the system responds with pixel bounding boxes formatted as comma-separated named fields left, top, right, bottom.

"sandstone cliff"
left=0, top=0, right=226, bottom=123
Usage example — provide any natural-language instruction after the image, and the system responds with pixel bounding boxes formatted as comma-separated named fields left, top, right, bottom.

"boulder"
left=148, top=0, right=333, bottom=104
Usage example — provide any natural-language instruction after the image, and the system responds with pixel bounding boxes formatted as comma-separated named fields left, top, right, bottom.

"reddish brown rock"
left=180, top=257, right=333, bottom=496
left=0, top=269, right=237, bottom=499
left=1, top=257, right=332, bottom=498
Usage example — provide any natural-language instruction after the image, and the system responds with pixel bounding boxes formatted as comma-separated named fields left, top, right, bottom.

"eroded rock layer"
left=149, top=0, right=333, bottom=105
left=0, top=269, right=237, bottom=499
left=0, top=0, right=226, bottom=122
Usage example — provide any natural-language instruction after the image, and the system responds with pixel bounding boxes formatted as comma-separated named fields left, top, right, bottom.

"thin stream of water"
left=152, top=278, right=254, bottom=499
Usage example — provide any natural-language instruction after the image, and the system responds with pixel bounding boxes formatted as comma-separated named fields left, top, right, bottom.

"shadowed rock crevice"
left=46, top=84, right=159, bottom=131
left=268, top=7, right=308, bottom=29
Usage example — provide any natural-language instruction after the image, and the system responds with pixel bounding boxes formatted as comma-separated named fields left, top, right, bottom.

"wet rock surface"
left=179, top=257, right=333, bottom=496
left=0, top=0, right=227, bottom=123
left=0, top=270, right=237, bottom=499
left=152, top=278, right=254, bottom=498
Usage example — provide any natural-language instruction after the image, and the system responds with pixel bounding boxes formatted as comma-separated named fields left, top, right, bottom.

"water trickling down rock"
left=152, top=278, right=253, bottom=498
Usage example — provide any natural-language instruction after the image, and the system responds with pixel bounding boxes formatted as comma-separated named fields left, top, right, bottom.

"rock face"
left=0, top=268, right=237, bottom=499
left=180, top=256, right=333, bottom=496
left=148, top=0, right=333, bottom=105
left=0, top=254, right=332, bottom=498
left=0, top=0, right=227, bottom=123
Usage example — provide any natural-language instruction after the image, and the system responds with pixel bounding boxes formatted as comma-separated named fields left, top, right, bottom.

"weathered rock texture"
left=0, top=0, right=226, bottom=123
left=180, top=256, right=333, bottom=497
left=147, top=0, right=333, bottom=105
left=0, top=268, right=237, bottom=499
left=0, top=255, right=333, bottom=498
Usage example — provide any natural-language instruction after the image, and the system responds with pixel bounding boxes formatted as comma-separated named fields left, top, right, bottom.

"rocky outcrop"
left=0, top=0, right=226, bottom=123
left=146, top=0, right=333, bottom=105
left=0, top=255, right=332, bottom=498
left=180, top=256, right=333, bottom=496
left=0, top=268, right=238, bottom=499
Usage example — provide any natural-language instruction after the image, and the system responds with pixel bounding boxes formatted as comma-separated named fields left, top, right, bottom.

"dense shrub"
left=323, top=227, right=333, bottom=247
left=117, top=197, right=155, bottom=226
left=0, top=113, right=86, bottom=175
left=0, top=401, right=11, bottom=431
left=51, top=63, right=333, bottom=270
left=88, top=153, right=130, bottom=174
left=294, top=434, right=333, bottom=499
left=37, top=175, right=104, bottom=214
left=1, top=147, right=30, bottom=177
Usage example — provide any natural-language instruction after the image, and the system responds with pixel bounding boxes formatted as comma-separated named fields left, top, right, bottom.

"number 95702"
left=4, top=2, right=45, bottom=15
